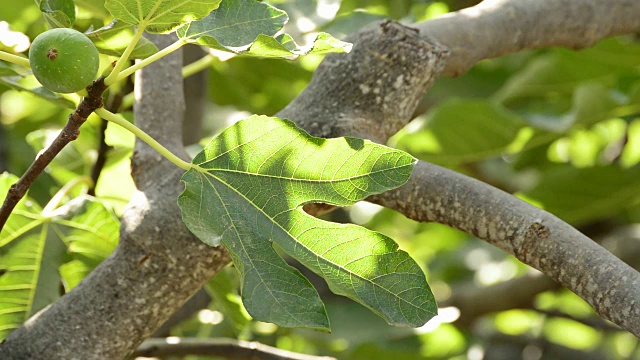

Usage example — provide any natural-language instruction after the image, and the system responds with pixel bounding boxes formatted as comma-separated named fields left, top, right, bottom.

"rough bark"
left=277, top=2, right=640, bottom=338
left=278, top=21, right=449, bottom=144
left=367, top=165, right=640, bottom=337
left=0, top=34, right=231, bottom=359
left=442, top=225, right=640, bottom=328
left=419, top=0, right=640, bottom=77
left=2, top=0, right=640, bottom=357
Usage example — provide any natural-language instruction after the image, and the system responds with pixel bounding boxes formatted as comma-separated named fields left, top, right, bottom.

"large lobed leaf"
left=177, top=0, right=351, bottom=58
left=105, top=0, right=222, bottom=33
left=178, top=116, right=436, bottom=331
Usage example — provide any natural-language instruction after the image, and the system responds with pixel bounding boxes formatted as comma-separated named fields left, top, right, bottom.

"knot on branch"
left=279, top=20, right=449, bottom=144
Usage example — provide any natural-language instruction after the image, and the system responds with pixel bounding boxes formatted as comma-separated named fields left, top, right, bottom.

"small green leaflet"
left=0, top=174, right=119, bottom=339
left=178, top=116, right=437, bottom=331
left=38, top=0, right=76, bottom=28
left=104, top=0, right=222, bottom=33
left=177, top=0, right=351, bottom=58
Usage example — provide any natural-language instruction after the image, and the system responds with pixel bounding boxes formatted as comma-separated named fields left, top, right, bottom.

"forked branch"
left=0, top=78, right=107, bottom=230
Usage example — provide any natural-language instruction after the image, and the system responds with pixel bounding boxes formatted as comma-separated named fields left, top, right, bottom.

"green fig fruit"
left=29, top=28, right=99, bottom=93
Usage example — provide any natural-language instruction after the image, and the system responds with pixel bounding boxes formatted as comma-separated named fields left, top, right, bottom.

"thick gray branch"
left=278, top=5, right=640, bottom=339
left=369, top=162, right=640, bottom=337
left=278, top=21, right=449, bottom=143
left=419, top=0, right=640, bottom=76
left=443, top=226, right=640, bottom=327
left=2, top=0, right=640, bottom=357
left=0, top=34, right=231, bottom=359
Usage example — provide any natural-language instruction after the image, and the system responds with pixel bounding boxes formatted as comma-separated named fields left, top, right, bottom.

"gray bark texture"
left=0, top=35, right=231, bottom=359
left=418, top=0, right=640, bottom=76
left=1, top=0, right=640, bottom=358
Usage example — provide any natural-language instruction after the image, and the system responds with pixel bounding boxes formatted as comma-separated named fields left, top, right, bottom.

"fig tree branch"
left=277, top=1, right=640, bottom=337
left=89, top=88, right=127, bottom=195
left=0, top=78, right=107, bottom=230
left=369, top=162, right=640, bottom=337
left=0, top=34, right=232, bottom=360
left=418, top=0, right=640, bottom=77
left=442, top=225, right=640, bottom=328
left=2, top=0, right=640, bottom=357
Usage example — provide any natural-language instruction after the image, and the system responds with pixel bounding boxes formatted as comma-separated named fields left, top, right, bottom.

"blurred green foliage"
left=1, top=0, right=639, bottom=359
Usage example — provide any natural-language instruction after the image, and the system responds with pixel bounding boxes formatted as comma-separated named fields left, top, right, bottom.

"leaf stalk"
left=182, top=54, right=216, bottom=78
left=104, top=23, right=147, bottom=86
left=116, top=39, right=187, bottom=82
left=94, top=108, right=191, bottom=171
left=0, top=50, right=30, bottom=68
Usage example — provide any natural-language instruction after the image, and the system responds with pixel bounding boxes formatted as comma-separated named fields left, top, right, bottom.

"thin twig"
left=88, top=88, right=127, bottom=195
left=88, top=118, right=110, bottom=196
left=0, top=78, right=107, bottom=231
left=132, top=338, right=336, bottom=360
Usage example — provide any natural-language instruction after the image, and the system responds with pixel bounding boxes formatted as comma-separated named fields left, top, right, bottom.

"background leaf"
left=0, top=174, right=119, bottom=339
left=205, top=268, right=251, bottom=335
left=179, top=116, right=435, bottom=330
left=392, top=100, right=527, bottom=165
left=0, top=173, right=62, bottom=340
left=0, top=62, right=20, bottom=77
left=177, top=0, right=351, bottom=58
left=104, top=0, right=222, bottom=33
left=177, top=0, right=288, bottom=49
left=37, top=0, right=76, bottom=28
left=523, top=165, right=640, bottom=225
left=54, top=197, right=119, bottom=290
left=0, top=77, right=75, bottom=109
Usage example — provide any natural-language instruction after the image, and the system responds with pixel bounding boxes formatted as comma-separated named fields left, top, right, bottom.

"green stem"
left=95, top=108, right=192, bottom=171
left=118, top=45, right=199, bottom=111
left=119, top=91, right=135, bottom=111
left=182, top=54, right=215, bottom=78
left=116, top=39, right=187, bottom=82
left=42, top=176, right=93, bottom=215
left=0, top=50, right=30, bottom=68
left=104, top=23, right=147, bottom=86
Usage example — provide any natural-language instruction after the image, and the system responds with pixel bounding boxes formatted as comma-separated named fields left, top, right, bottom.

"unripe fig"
left=29, top=28, right=99, bottom=93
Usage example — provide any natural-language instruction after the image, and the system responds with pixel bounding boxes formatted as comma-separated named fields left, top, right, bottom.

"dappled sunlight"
left=415, top=306, right=461, bottom=334
left=0, top=21, right=29, bottom=53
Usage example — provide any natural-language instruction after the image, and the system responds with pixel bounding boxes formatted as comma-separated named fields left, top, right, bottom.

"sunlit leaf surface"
left=179, top=116, right=435, bottom=331
left=0, top=174, right=118, bottom=339
left=105, top=0, right=222, bottom=33
left=177, top=0, right=351, bottom=58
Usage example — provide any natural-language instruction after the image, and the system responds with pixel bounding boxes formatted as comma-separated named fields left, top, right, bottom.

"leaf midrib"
left=198, top=164, right=412, bottom=184
left=199, top=169, right=429, bottom=316
left=199, top=172, right=312, bottom=327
